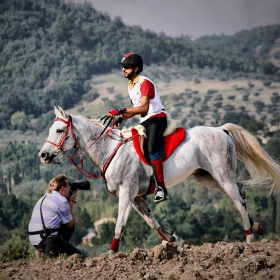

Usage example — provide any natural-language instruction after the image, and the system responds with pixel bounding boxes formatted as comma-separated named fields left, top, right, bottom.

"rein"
left=46, top=115, right=132, bottom=180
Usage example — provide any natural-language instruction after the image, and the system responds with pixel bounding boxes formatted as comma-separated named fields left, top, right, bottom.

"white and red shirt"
left=128, top=74, right=166, bottom=123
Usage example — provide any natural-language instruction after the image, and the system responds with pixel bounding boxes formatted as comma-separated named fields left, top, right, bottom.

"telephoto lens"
left=69, top=180, right=91, bottom=192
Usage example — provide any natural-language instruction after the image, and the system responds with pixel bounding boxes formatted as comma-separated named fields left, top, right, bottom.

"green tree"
left=91, top=222, right=116, bottom=246
left=10, top=111, right=28, bottom=131
left=266, top=196, right=276, bottom=234
left=275, top=195, right=280, bottom=236
left=0, top=194, right=29, bottom=230
left=71, top=206, right=92, bottom=245
left=265, top=130, right=280, bottom=161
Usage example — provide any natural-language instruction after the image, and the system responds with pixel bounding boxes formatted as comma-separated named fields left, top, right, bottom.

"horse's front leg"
left=109, top=186, right=134, bottom=253
left=132, top=196, right=175, bottom=243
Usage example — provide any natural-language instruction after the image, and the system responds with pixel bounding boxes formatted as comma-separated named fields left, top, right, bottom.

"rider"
left=107, top=52, right=169, bottom=203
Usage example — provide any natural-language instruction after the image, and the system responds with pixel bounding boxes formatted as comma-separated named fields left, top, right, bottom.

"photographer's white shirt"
left=28, top=191, right=73, bottom=245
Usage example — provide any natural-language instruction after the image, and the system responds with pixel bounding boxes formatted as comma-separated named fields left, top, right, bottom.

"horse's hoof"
left=246, top=233, right=255, bottom=243
left=252, top=222, right=264, bottom=235
left=101, top=250, right=116, bottom=256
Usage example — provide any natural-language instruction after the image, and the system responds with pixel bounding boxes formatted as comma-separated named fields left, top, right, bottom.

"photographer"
left=28, top=174, right=82, bottom=257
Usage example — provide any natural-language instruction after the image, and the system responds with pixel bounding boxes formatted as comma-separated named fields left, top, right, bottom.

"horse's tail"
left=221, top=123, right=280, bottom=194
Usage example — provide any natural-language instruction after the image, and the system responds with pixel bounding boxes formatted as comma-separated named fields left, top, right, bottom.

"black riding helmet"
left=118, top=52, right=143, bottom=72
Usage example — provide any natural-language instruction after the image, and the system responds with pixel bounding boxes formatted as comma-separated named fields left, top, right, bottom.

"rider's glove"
left=109, top=107, right=127, bottom=116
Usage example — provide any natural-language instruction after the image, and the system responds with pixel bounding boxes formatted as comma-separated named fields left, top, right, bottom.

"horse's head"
left=38, top=106, right=76, bottom=164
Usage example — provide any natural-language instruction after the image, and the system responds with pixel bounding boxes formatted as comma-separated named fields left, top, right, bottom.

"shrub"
left=254, top=101, right=265, bottom=112
left=224, top=104, right=235, bottom=111
left=77, top=106, right=84, bottom=113
left=214, top=95, right=223, bottom=101
left=213, top=102, right=222, bottom=108
left=107, top=86, right=115, bottom=93
left=207, top=89, right=219, bottom=94
left=83, top=91, right=99, bottom=102
left=262, top=80, right=272, bottom=87
left=219, top=75, right=228, bottom=81
left=242, top=94, right=249, bottom=101
left=223, top=112, right=251, bottom=125
left=10, top=111, right=28, bottom=132
left=0, top=235, right=30, bottom=261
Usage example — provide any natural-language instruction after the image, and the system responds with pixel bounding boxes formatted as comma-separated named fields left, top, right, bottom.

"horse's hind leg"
left=220, top=180, right=256, bottom=243
left=193, top=171, right=264, bottom=240
left=132, top=196, right=176, bottom=243
left=238, top=183, right=264, bottom=236
left=193, top=170, right=225, bottom=193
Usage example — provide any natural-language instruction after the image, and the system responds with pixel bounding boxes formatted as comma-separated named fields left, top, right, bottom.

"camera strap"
left=40, top=195, right=48, bottom=239
left=29, top=195, right=62, bottom=238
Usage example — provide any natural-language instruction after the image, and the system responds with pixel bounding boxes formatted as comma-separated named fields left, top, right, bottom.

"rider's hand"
left=108, top=107, right=127, bottom=117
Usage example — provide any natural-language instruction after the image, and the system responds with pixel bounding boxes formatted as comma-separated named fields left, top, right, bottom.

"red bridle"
left=45, top=115, right=132, bottom=180
left=45, top=115, right=76, bottom=152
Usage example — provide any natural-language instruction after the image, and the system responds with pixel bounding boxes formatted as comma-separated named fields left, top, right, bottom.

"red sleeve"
left=140, top=79, right=155, bottom=99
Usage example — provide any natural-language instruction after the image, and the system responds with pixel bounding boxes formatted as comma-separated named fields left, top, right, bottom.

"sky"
left=70, top=0, right=280, bottom=38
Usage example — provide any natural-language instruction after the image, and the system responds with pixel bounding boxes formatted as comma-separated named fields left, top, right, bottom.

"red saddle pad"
left=132, top=127, right=186, bottom=165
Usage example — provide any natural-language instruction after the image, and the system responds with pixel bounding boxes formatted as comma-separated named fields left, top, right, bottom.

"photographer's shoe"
left=154, top=186, right=169, bottom=203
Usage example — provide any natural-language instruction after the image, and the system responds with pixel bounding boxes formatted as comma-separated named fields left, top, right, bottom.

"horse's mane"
left=77, top=115, right=105, bottom=127
left=76, top=115, right=132, bottom=137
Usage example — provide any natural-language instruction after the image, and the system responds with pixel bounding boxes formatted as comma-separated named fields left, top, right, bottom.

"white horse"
left=39, top=106, right=280, bottom=253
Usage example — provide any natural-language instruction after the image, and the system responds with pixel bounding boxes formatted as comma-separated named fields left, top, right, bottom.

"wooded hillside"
left=196, top=24, right=280, bottom=60
left=1, top=0, right=280, bottom=260
left=1, top=0, right=279, bottom=129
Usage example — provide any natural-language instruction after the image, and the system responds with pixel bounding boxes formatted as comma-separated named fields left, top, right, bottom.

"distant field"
left=70, top=72, right=280, bottom=128
left=1, top=72, right=279, bottom=150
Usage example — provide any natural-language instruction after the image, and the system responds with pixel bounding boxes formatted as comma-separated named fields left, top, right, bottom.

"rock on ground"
left=0, top=239, right=279, bottom=280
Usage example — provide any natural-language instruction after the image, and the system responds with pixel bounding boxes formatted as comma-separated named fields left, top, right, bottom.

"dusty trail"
left=1, top=239, right=279, bottom=280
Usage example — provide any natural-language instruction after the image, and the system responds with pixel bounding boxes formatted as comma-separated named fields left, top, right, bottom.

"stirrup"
left=154, top=186, right=169, bottom=203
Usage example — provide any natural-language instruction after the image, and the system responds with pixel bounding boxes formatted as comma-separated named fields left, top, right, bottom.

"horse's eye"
left=56, top=129, right=64, bottom=133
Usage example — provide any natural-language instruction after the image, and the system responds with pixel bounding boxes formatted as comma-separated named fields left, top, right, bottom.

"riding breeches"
left=141, top=116, right=167, bottom=159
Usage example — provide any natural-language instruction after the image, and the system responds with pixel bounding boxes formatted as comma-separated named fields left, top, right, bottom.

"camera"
left=69, top=180, right=91, bottom=192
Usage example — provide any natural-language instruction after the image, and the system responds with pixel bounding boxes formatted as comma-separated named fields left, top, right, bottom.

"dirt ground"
left=1, top=239, right=279, bottom=280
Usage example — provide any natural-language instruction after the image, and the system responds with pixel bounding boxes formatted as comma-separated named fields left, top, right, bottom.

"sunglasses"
left=122, top=64, right=133, bottom=69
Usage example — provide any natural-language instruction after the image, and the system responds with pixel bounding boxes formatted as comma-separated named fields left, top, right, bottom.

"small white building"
left=81, top=217, right=116, bottom=247
left=94, top=217, right=116, bottom=233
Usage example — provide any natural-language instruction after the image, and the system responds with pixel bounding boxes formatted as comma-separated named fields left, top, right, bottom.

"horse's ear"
left=54, top=106, right=68, bottom=120
left=54, top=106, right=60, bottom=117
left=58, top=106, right=67, bottom=119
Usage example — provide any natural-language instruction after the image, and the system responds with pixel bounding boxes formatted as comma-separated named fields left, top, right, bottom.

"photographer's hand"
left=69, top=190, right=78, bottom=216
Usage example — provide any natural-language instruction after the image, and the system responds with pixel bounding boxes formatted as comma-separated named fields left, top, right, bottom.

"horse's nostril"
left=40, top=152, right=48, bottom=160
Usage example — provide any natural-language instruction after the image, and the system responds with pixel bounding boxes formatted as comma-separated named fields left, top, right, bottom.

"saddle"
left=131, top=119, right=186, bottom=165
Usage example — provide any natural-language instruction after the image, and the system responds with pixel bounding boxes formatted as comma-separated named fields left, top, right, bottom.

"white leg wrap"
left=246, top=233, right=255, bottom=243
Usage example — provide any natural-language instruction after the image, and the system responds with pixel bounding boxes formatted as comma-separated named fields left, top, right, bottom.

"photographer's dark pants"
left=35, top=225, right=82, bottom=257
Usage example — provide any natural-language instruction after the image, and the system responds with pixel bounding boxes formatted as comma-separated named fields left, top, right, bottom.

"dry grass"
left=73, top=72, right=280, bottom=128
